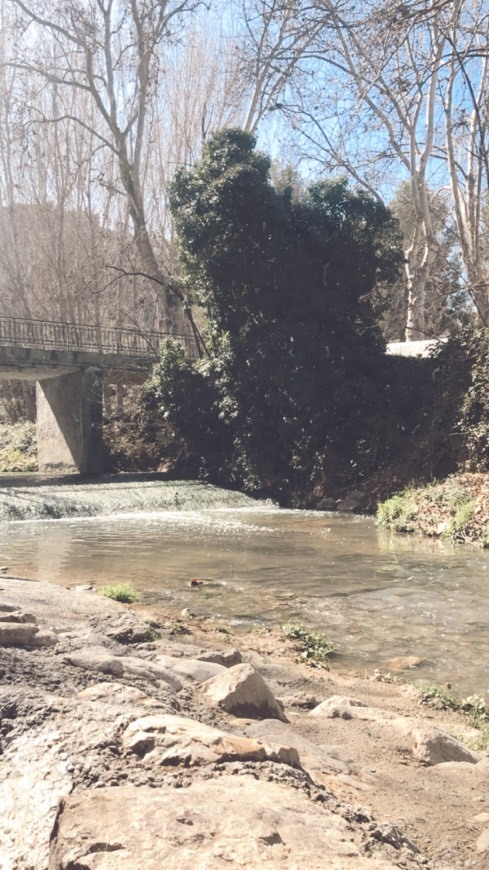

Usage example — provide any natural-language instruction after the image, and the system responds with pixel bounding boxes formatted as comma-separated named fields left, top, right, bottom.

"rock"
left=472, top=813, right=489, bottom=824
left=309, top=696, right=368, bottom=719
left=195, top=648, right=242, bottom=667
left=77, top=682, right=165, bottom=708
left=99, top=613, right=159, bottom=645
left=476, top=828, right=489, bottom=853
left=336, top=491, right=364, bottom=511
left=433, top=761, right=478, bottom=773
left=122, top=714, right=300, bottom=768
left=0, top=610, right=37, bottom=624
left=49, top=778, right=399, bottom=869
left=151, top=653, right=226, bottom=683
left=316, top=497, right=337, bottom=511
left=201, top=663, right=288, bottom=722
left=475, top=758, right=489, bottom=774
left=32, top=629, right=59, bottom=647
left=243, top=718, right=367, bottom=787
left=0, top=718, right=74, bottom=870
left=65, top=651, right=125, bottom=677
left=396, top=722, right=481, bottom=766
left=281, top=692, right=319, bottom=709
left=309, top=696, right=401, bottom=722
left=65, top=651, right=182, bottom=691
left=0, top=622, right=40, bottom=647
left=119, top=656, right=183, bottom=691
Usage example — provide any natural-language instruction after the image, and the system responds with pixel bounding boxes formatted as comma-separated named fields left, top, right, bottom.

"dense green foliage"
left=139, top=130, right=487, bottom=507
left=0, top=422, right=37, bottom=473
left=456, top=328, right=489, bottom=471
left=149, top=129, right=402, bottom=498
left=424, top=327, right=489, bottom=473
left=282, top=623, right=334, bottom=665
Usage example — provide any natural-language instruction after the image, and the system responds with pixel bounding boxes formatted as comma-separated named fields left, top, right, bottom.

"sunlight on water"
left=0, top=479, right=488, bottom=694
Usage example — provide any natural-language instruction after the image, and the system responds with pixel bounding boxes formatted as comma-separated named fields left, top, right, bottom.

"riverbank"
left=1, top=574, right=488, bottom=869
left=377, top=472, right=489, bottom=547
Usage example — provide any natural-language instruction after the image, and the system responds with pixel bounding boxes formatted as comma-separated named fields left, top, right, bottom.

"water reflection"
left=1, top=506, right=488, bottom=694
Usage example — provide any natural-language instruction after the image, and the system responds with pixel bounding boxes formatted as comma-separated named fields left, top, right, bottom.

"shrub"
left=100, top=583, right=139, bottom=604
left=456, top=327, right=489, bottom=471
left=377, top=489, right=417, bottom=532
left=283, top=623, right=334, bottom=665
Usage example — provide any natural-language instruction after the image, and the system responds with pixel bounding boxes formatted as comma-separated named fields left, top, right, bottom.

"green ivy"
left=161, top=128, right=403, bottom=497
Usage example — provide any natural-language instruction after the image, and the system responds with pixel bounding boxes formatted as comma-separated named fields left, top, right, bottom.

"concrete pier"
left=36, top=368, right=103, bottom=474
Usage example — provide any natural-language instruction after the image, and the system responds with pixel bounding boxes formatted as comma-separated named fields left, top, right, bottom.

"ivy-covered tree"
left=153, top=129, right=402, bottom=497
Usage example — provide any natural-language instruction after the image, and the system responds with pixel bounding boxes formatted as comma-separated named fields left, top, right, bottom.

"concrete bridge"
left=0, top=316, right=196, bottom=475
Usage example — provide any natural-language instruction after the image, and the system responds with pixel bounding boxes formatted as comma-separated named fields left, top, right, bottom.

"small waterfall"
left=0, top=478, right=264, bottom=522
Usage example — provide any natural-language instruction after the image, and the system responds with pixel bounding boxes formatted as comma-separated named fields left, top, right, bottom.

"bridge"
left=0, top=316, right=196, bottom=476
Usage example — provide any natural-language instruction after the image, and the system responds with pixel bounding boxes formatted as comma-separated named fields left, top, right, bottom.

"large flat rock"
left=49, top=779, right=399, bottom=869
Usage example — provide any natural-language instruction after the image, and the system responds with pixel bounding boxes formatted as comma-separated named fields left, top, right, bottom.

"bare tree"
left=8, top=0, right=206, bottom=333
left=238, top=0, right=489, bottom=336
left=441, top=2, right=489, bottom=324
left=237, top=0, right=325, bottom=132
left=286, top=0, right=461, bottom=340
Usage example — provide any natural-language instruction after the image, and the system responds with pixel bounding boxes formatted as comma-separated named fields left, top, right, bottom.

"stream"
left=0, top=478, right=488, bottom=696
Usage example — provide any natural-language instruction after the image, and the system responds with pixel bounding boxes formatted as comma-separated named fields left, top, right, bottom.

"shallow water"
left=0, top=480, right=488, bottom=695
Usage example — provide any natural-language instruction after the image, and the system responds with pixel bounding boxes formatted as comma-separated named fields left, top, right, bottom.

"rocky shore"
left=1, top=574, right=488, bottom=869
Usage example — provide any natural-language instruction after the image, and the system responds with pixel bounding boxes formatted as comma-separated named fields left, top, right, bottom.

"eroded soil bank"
left=1, top=575, right=489, bottom=869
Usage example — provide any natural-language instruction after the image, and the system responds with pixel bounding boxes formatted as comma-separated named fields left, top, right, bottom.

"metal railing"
left=0, top=316, right=197, bottom=360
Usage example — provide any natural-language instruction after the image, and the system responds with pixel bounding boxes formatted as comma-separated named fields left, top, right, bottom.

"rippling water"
left=0, top=480, right=488, bottom=695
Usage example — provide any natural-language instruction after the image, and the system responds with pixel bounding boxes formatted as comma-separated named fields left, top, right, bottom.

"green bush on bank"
left=376, top=489, right=418, bottom=533
left=100, top=583, right=139, bottom=604
left=377, top=475, right=487, bottom=546
left=454, top=327, right=489, bottom=472
left=0, top=422, right=37, bottom=472
left=282, top=623, right=334, bottom=665
left=417, top=684, right=489, bottom=750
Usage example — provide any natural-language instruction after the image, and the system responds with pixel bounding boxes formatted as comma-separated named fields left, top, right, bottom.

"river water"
left=0, top=479, right=488, bottom=695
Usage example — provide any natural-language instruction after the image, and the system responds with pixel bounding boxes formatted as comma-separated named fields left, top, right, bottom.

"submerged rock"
left=336, top=491, right=364, bottom=512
